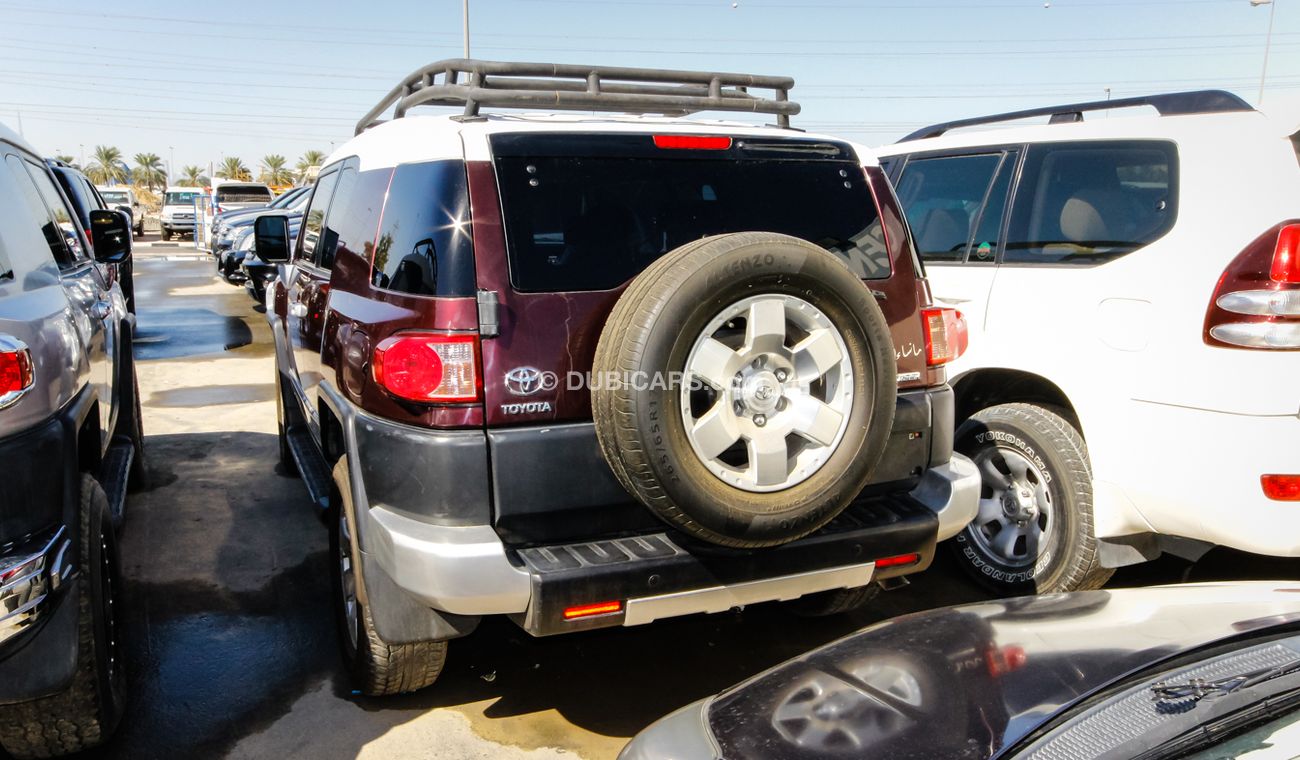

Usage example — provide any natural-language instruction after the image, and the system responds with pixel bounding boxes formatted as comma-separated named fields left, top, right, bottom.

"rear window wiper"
left=1151, top=655, right=1300, bottom=713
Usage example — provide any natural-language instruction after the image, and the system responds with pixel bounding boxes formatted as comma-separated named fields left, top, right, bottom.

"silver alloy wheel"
left=968, top=446, right=1055, bottom=567
left=338, top=511, right=359, bottom=650
left=680, top=294, right=853, bottom=493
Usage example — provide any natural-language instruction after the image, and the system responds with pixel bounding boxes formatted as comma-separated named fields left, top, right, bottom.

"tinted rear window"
left=165, top=192, right=199, bottom=206
left=493, top=135, right=886, bottom=292
left=216, top=185, right=272, bottom=202
left=101, top=191, right=129, bottom=204
left=370, top=160, right=475, bottom=297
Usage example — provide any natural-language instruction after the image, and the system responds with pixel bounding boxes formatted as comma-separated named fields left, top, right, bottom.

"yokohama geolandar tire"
left=592, top=232, right=896, bottom=548
left=950, top=403, right=1113, bottom=596
left=0, top=475, right=126, bottom=759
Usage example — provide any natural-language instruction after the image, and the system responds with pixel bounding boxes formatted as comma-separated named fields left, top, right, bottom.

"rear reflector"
left=920, top=308, right=968, bottom=366
left=372, top=332, right=481, bottom=403
left=1262, top=475, right=1300, bottom=501
left=875, top=552, right=920, bottom=569
left=563, top=601, right=623, bottom=620
left=652, top=135, right=733, bottom=150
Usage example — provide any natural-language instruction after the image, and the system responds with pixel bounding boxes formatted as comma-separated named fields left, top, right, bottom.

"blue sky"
left=0, top=0, right=1295, bottom=178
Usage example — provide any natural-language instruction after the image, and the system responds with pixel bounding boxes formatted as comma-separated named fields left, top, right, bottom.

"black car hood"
left=705, top=583, right=1300, bottom=760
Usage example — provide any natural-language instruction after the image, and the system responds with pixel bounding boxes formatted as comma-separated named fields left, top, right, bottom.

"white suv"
left=872, top=91, right=1300, bottom=595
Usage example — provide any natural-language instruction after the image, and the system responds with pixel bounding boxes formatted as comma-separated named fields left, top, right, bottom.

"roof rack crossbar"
left=356, top=58, right=799, bottom=135
left=898, top=89, right=1253, bottom=143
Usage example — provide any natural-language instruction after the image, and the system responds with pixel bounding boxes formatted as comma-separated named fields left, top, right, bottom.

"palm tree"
left=132, top=152, right=166, bottom=190
left=296, top=150, right=326, bottom=181
left=259, top=154, right=293, bottom=186
left=180, top=166, right=209, bottom=187
left=215, top=157, right=251, bottom=181
left=86, top=145, right=128, bottom=185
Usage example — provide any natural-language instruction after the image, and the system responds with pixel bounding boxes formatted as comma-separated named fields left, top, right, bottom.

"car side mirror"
left=254, top=214, right=291, bottom=263
left=90, top=209, right=131, bottom=264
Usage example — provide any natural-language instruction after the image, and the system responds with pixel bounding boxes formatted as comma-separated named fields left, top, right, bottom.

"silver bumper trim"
left=0, top=528, right=72, bottom=648
left=910, top=453, right=980, bottom=542
left=622, top=562, right=876, bottom=627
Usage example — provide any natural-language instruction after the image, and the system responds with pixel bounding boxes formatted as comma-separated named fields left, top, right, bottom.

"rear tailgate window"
left=216, top=185, right=273, bottom=203
left=492, top=133, right=888, bottom=292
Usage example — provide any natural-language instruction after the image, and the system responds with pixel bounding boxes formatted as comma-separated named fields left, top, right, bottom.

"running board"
left=100, top=437, right=135, bottom=529
left=284, top=423, right=331, bottom=511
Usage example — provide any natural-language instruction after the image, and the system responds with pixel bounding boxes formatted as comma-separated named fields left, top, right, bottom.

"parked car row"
left=4, top=56, right=1298, bottom=759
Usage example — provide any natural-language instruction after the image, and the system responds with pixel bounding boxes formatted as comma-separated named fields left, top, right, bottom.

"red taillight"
left=563, top=601, right=622, bottom=620
left=921, top=307, right=968, bottom=366
left=1272, top=225, right=1300, bottom=283
left=0, top=342, right=33, bottom=399
left=1262, top=475, right=1300, bottom=501
left=1205, top=222, right=1300, bottom=350
left=372, top=332, right=481, bottom=403
left=652, top=135, right=732, bottom=150
left=875, top=552, right=920, bottom=569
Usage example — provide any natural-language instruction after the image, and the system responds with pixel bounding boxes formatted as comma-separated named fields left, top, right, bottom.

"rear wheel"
left=0, top=475, right=126, bottom=759
left=949, top=403, right=1112, bottom=595
left=331, top=459, right=446, bottom=696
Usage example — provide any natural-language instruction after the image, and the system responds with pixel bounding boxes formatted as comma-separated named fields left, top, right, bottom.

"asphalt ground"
left=64, top=233, right=1300, bottom=759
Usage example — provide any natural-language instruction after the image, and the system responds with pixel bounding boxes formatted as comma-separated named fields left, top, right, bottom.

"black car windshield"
left=166, top=192, right=198, bottom=205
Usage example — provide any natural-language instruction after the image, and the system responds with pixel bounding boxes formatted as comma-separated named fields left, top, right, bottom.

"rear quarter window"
left=369, top=160, right=475, bottom=297
left=1004, top=140, right=1178, bottom=265
left=216, top=185, right=273, bottom=202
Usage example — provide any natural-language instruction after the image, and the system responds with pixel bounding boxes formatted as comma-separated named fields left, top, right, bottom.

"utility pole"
left=1251, top=0, right=1277, bottom=105
left=169, top=146, right=175, bottom=186
left=79, top=144, right=84, bottom=166
left=463, top=0, right=470, bottom=58
left=15, top=111, right=22, bottom=138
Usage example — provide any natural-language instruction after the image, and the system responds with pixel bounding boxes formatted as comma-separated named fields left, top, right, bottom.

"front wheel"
left=331, top=459, right=446, bottom=696
left=949, top=403, right=1112, bottom=595
left=0, top=475, right=126, bottom=758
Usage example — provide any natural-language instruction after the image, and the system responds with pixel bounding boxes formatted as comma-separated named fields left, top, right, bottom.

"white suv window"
left=1004, top=140, right=1177, bottom=265
left=895, top=153, right=1006, bottom=264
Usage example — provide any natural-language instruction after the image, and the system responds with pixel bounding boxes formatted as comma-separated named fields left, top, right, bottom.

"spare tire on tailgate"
left=592, top=232, right=896, bottom=548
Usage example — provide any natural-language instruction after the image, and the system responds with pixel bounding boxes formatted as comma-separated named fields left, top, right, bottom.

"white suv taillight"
left=372, top=332, right=481, bottom=403
left=921, top=307, right=968, bottom=366
left=1205, top=222, right=1300, bottom=349
left=0, top=336, right=33, bottom=409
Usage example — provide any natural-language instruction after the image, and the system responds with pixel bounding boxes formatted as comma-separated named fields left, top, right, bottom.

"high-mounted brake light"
left=1262, top=475, right=1300, bottom=501
left=563, top=601, right=623, bottom=620
left=372, top=332, right=481, bottom=403
left=652, top=135, right=733, bottom=150
left=921, top=308, right=968, bottom=366
left=1205, top=222, right=1300, bottom=349
left=0, top=337, right=33, bottom=408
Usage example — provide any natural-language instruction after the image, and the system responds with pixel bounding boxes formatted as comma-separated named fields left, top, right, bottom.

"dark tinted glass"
left=216, top=185, right=273, bottom=202
left=496, top=156, right=883, bottom=292
left=299, top=170, right=339, bottom=265
left=1005, top=141, right=1177, bottom=265
left=7, top=155, right=75, bottom=267
left=100, top=191, right=130, bottom=205
left=318, top=163, right=388, bottom=271
left=967, top=154, right=1014, bottom=263
left=370, top=160, right=475, bottom=297
left=895, top=153, right=1002, bottom=263
left=50, top=167, right=95, bottom=230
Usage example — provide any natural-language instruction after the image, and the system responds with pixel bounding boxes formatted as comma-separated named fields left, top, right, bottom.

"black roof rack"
left=355, top=58, right=800, bottom=135
left=898, top=89, right=1254, bottom=143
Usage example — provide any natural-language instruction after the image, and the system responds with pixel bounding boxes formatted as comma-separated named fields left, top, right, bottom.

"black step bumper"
left=511, top=496, right=938, bottom=636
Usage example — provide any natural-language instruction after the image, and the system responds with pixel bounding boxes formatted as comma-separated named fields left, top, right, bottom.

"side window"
left=318, top=162, right=388, bottom=272
left=895, top=153, right=1004, bottom=263
left=370, top=160, right=475, bottom=298
left=6, top=155, right=76, bottom=267
left=966, top=153, right=1016, bottom=264
left=298, top=169, right=340, bottom=265
left=1004, top=141, right=1177, bottom=265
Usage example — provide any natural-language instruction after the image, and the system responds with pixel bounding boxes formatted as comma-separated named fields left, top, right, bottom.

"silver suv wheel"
left=680, top=294, right=854, bottom=493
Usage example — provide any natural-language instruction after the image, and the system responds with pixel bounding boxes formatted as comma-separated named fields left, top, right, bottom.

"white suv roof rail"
left=354, top=58, right=800, bottom=135
left=898, top=89, right=1254, bottom=143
